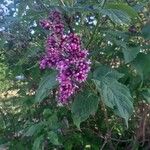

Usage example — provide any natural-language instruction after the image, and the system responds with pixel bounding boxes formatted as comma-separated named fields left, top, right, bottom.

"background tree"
left=0, top=0, right=150, bottom=149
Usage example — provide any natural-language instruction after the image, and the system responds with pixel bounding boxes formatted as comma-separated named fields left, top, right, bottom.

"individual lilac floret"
left=40, top=10, right=64, bottom=34
left=58, top=81, right=77, bottom=103
left=39, top=19, right=52, bottom=30
left=74, top=60, right=91, bottom=83
left=49, top=11, right=62, bottom=22
left=39, top=11, right=91, bottom=103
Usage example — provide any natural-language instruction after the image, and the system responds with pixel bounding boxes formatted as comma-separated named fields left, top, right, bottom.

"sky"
left=0, top=0, right=14, bottom=15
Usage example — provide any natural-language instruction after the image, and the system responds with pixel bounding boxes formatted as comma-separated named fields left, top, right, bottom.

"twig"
left=36, top=0, right=49, bottom=12
left=64, top=14, right=74, bottom=33
left=0, top=108, right=7, bottom=128
left=100, top=98, right=115, bottom=150
left=100, top=139, right=107, bottom=150
left=125, top=0, right=131, bottom=6
left=101, top=100, right=109, bottom=128
left=86, top=0, right=107, bottom=49
left=86, top=18, right=100, bottom=49
left=111, top=138, right=133, bottom=142
left=59, top=0, right=65, bottom=6
left=65, top=126, right=134, bottom=144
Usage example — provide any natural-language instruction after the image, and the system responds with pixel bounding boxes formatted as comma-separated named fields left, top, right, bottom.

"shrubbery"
left=0, top=0, right=150, bottom=149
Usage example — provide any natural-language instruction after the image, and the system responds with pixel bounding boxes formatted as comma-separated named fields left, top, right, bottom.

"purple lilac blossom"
left=39, top=11, right=91, bottom=103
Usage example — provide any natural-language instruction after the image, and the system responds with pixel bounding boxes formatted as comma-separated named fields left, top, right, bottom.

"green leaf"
left=35, top=71, right=58, bottom=103
left=93, top=65, right=124, bottom=80
left=71, top=90, right=99, bottom=128
left=48, top=131, right=60, bottom=145
left=18, top=0, right=28, bottom=16
left=0, top=39, right=5, bottom=49
left=93, top=66, right=133, bottom=126
left=106, top=3, right=138, bottom=19
left=141, top=23, right=150, bottom=40
left=131, top=53, right=150, bottom=80
left=43, top=108, right=52, bottom=118
left=32, top=135, right=44, bottom=150
left=24, top=122, right=44, bottom=136
left=101, top=9, right=131, bottom=25
left=47, top=113, right=59, bottom=130
left=49, top=0, right=61, bottom=5
left=122, top=47, right=140, bottom=64
left=98, top=0, right=106, bottom=7
left=0, top=143, right=9, bottom=149
left=142, top=89, right=150, bottom=103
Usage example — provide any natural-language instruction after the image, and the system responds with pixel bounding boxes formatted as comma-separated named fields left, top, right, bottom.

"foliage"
left=0, top=0, right=150, bottom=149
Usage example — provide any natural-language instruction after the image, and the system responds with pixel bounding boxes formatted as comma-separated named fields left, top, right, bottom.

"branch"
left=86, top=0, right=108, bottom=49
left=125, top=0, right=131, bottom=6
left=100, top=140, right=107, bottom=150
left=59, top=0, right=65, bottom=6
left=36, top=0, right=49, bottom=12
left=64, top=14, right=74, bottom=33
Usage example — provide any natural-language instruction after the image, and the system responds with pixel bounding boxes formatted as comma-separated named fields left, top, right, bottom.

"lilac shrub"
left=39, top=11, right=91, bottom=103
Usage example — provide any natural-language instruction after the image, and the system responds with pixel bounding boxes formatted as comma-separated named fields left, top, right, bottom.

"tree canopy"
left=0, top=0, right=150, bottom=149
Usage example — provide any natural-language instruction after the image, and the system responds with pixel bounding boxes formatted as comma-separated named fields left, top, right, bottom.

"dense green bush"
left=0, top=0, right=150, bottom=149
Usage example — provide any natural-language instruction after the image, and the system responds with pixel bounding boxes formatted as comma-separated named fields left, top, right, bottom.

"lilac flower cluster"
left=39, top=11, right=91, bottom=103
